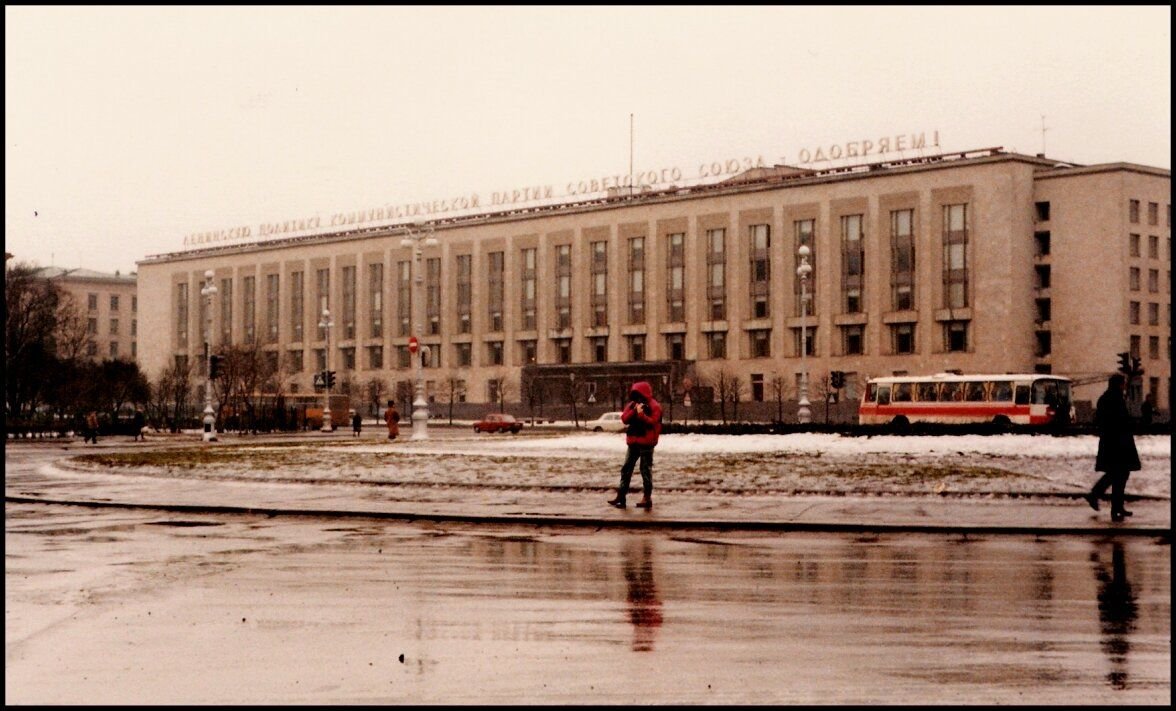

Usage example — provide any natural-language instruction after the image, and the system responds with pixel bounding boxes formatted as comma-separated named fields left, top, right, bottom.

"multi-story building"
left=38, top=267, right=140, bottom=362
left=136, top=148, right=1170, bottom=417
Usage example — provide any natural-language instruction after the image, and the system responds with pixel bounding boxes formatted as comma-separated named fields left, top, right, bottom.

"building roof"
left=35, top=266, right=137, bottom=283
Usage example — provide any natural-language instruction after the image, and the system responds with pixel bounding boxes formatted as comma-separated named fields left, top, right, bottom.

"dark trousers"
left=1091, top=469, right=1132, bottom=514
left=617, top=444, right=655, bottom=501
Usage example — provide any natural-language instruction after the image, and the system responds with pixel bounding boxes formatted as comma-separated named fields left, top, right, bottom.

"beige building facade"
left=39, top=267, right=140, bottom=362
left=136, top=148, right=1171, bottom=416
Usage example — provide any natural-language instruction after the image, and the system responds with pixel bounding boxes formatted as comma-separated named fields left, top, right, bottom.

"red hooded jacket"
left=621, top=381, right=663, bottom=446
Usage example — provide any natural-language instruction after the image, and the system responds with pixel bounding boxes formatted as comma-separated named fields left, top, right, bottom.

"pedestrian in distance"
left=132, top=408, right=146, bottom=442
left=351, top=409, right=363, bottom=437
left=608, top=381, right=663, bottom=510
left=85, top=411, right=100, bottom=445
left=384, top=400, right=400, bottom=441
left=1084, top=374, right=1141, bottom=522
left=1140, top=393, right=1154, bottom=427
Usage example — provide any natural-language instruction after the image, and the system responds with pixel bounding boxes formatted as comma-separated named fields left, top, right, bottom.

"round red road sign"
left=408, top=336, right=419, bottom=354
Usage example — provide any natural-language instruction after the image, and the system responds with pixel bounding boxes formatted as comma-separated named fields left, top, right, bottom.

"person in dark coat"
left=132, top=408, right=146, bottom=441
left=1084, top=374, right=1141, bottom=522
left=351, top=410, right=362, bottom=437
left=608, top=381, right=663, bottom=510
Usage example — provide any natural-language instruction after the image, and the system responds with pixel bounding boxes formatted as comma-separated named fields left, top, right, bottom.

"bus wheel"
left=992, top=415, right=1012, bottom=431
left=889, top=416, right=911, bottom=433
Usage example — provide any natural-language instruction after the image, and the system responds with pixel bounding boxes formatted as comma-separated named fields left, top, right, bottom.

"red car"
left=473, top=413, right=523, bottom=434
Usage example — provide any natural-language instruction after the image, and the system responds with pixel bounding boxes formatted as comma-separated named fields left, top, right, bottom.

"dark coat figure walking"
left=351, top=410, right=363, bottom=437
left=384, top=401, right=400, bottom=441
left=1084, top=374, right=1141, bottom=521
left=132, top=409, right=146, bottom=441
left=84, top=411, right=100, bottom=444
left=608, top=381, right=663, bottom=509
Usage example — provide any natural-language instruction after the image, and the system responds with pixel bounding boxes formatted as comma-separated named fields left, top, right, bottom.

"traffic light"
left=1130, top=356, right=1144, bottom=377
left=209, top=354, right=224, bottom=379
left=326, top=370, right=337, bottom=389
left=830, top=370, right=845, bottom=390
left=1116, top=352, right=1131, bottom=375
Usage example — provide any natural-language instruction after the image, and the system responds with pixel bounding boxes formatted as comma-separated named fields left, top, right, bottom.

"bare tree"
left=713, top=368, right=736, bottom=423
left=150, top=358, right=195, bottom=432
left=363, top=376, right=387, bottom=419
left=53, top=291, right=90, bottom=364
left=726, top=374, right=744, bottom=422
left=438, top=375, right=466, bottom=424
left=489, top=369, right=514, bottom=413
left=6, top=262, right=65, bottom=418
left=769, top=374, right=790, bottom=422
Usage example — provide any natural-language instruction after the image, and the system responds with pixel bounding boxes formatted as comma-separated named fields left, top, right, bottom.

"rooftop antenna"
left=629, top=113, right=634, bottom=196
left=1040, top=115, right=1048, bottom=155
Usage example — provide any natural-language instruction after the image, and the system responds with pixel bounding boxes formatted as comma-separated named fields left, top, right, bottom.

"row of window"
left=1127, top=267, right=1169, bottom=293
left=1128, top=233, right=1170, bottom=261
left=175, top=205, right=973, bottom=349
left=87, top=294, right=137, bottom=312
left=87, top=340, right=136, bottom=358
left=87, top=317, right=137, bottom=337
left=1127, top=199, right=1169, bottom=227
left=1128, top=301, right=1168, bottom=326
left=1128, top=334, right=1169, bottom=361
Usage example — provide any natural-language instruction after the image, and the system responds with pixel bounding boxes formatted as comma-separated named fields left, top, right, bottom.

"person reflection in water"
left=1092, top=542, right=1138, bottom=690
left=622, top=538, right=663, bottom=652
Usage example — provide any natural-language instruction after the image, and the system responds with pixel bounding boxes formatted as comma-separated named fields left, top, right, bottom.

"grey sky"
left=5, top=5, right=1170, bottom=275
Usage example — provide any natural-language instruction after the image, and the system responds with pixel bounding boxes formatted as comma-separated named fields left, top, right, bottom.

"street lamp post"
left=319, top=308, right=334, bottom=432
left=200, top=270, right=218, bottom=442
left=401, top=224, right=438, bottom=440
left=797, top=245, right=813, bottom=424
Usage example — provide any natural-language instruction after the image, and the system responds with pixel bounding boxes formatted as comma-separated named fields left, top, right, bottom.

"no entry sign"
left=408, top=336, right=419, bottom=354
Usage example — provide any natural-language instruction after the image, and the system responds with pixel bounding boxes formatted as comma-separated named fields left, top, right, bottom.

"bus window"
left=1014, top=384, right=1030, bottom=405
left=939, top=381, right=962, bottom=401
left=893, top=382, right=913, bottom=402
left=1033, top=380, right=1059, bottom=407
left=965, top=381, right=987, bottom=401
left=991, top=380, right=1013, bottom=402
left=877, top=385, right=891, bottom=405
left=916, top=382, right=938, bottom=401
left=864, top=382, right=877, bottom=403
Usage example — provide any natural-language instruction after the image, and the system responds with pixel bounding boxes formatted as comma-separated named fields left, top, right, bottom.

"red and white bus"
left=859, top=373, right=1073, bottom=427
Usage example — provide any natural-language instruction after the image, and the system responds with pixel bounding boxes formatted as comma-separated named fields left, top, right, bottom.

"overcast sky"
left=5, top=5, right=1170, bottom=275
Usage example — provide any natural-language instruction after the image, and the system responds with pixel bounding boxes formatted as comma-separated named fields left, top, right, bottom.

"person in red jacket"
left=608, top=381, right=663, bottom=509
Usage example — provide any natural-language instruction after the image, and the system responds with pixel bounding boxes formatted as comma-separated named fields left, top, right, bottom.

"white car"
left=587, top=411, right=626, bottom=432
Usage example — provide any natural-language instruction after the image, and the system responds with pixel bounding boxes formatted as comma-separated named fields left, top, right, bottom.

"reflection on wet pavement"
left=5, top=505, right=1171, bottom=704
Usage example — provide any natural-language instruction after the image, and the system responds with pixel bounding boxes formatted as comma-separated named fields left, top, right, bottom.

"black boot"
left=607, top=493, right=626, bottom=509
left=1083, top=492, right=1100, bottom=511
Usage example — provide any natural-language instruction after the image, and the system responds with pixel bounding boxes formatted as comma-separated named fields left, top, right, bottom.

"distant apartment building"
left=136, top=148, right=1170, bottom=416
left=37, top=267, right=139, bottom=362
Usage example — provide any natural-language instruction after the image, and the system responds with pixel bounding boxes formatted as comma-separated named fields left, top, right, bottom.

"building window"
left=315, top=268, right=330, bottom=339
left=397, top=345, right=411, bottom=368
left=109, top=341, right=118, bottom=358
left=794, top=327, right=816, bottom=357
left=556, top=338, right=571, bottom=364
left=520, top=339, right=537, bottom=364
left=367, top=345, right=383, bottom=370
left=1129, top=267, right=1140, bottom=291
left=750, top=329, right=771, bottom=358
left=1148, top=268, right=1159, bottom=293
left=1034, top=231, right=1051, bottom=257
left=1035, top=331, right=1051, bottom=357
left=1130, top=234, right=1141, bottom=257
left=749, top=224, right=770, bottom=318
left=628, top=334, right=645, bottom=361
left=341, top=347, right=356, bottom=371
left=943, top=204, right=969, bottom=309
left=891, top=323, right=915, bottom=354
left=290, top=271, right=304, bottom=342
left=666, top=333, right=684, bottom=360
left=794, top=219, right=816, bottom=316
left=360, top=265, right=380, bottom=341
left=751, top=373, right=764, bottom=402
left=554, top=244, right=572, bottom=330
left=131, top=319, right=137, bottom=336
left=706, top=228, right=726, bottom=321
left=1129, top=199, right=1140, bottom=224
left=841, top=214, right=864, bottom=313
left=426, top=258, right=441, bottom=336
left=1130, top=334, right=1141, bottom=358
left=243, top=275, right=256, bottom=344
left=666, top=232, right=685, bottom=322
left=1148, top=235, right=1159, bottom=260
left=707, top=331, right=727, bottom=359
left=591, top=241, right=608, bottom=327
left=488, top=251, right=504, bottom=332
left=945, top=321, right=968, bottom=352
left=266, top=274, right=280, bottom=343
left=455, top=342, right=471, bottom=367
left=314, top=348, right=326, bottom=371
left=1034, top=201, right=1050, bottom=221
left=397, top=261, right=411, bottom=336
left=220, top=278, right=233, bottom=345
left=456, top=254, right=472, bottom=334
left=1148, top=201, right=1159, bottom=226
left=487, top=341, right=504, bottom=366
left=891, top=209, right=915, bottom=311
left=424, top=343, right=440, bottom=368
left=131, top=342, right=137, bottom=358
left=1148, top=335, right=1159, bottom=359
left=88, top=293, right=98, bottom=311
left=628, top=237, right=645, bottom=324
left=132, top=296, right=137, bottom=312
left=110, top=294, right=120, bottom=311
left=1148, top=302, right=1159, bottom=326
left=87, top=341, right=97, bottom=357
left=1130, top=301, right=1140, bottom=324
left=107, top=318, right=118, bottom=336
left=592, top=336, right=608, bottom=363
left=842, top=324, right=864, bottom=355
left=518, top=249, right=534, bottom=331
left=176, top=283, right=188, bottom=347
